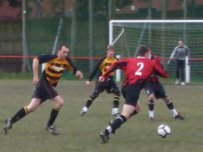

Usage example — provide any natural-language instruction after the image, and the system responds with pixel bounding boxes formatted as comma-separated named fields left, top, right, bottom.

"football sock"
left=85, top=98, right=93, bottom=108
left=167, top=101, right=174, bottom=110
left=148, top=100, right=154, bottom=118
left=10, top=107, right=28, bottom=124
left=113, top=96, right=120, bottom=108
left=105, top=115, right=127, bottom=135
left=47, top=108, right=59, bottom=127
left=148, top=100, right=154, bottom=111
left=171, top=109, right=178, bottom=117
left=167, top=101, right=178, bottom=117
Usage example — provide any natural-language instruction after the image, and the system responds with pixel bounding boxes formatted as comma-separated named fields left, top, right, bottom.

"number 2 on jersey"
left=135, top=62, right=144, bottom=76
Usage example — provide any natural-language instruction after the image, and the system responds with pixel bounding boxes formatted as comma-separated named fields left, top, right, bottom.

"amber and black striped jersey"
left=88, top=56, right=118, bottom=81
left=38, top=54, right=78, bottom=86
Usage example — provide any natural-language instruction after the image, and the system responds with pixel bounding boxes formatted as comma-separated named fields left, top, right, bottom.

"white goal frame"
left=109, top=19, right=203, bottom=83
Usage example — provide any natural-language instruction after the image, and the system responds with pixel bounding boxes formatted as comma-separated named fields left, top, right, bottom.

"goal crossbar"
left=109, top=19, right=203, bottom=82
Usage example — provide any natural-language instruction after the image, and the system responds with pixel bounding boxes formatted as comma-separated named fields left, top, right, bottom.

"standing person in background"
left=145, top=50, right=185, bottom=120
left=3, top=44, right=83, bottom=135
left=99, top=45, right=168, bottom=143
left=168, top=40, right=190, bottom=85
left=80, top=45, right=120, bottom=116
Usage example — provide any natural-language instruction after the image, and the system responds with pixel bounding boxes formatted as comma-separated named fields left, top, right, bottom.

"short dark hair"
left=57, top=44, right=69, bottom=50
left=136, top=45, right=149, bottom=56
left=106, top=45, right=116, bottom=51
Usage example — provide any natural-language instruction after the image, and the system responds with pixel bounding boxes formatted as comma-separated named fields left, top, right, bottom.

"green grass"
left=0, top=80, right=203, bottom=152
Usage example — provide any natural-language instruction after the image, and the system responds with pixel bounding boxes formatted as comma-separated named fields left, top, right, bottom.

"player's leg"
left=80, top=82, right=103, bottom=116
left=163, top=96, right=178, bottom=116
left=145, top=83, right=156, bottom=120
left=4, top=98, right=41, bottom=134
left=163, top=96, right=185, bottom=120
left=100, top=83, right=141, bottom=143
left=110, top=81, right=121, bottom=116
left=147, top=94, right=156, bottom=120
left=155, top=82, right=184, bottom=120
left=46, top=95, right=64, bottom=135
left=129, top=101, right=141, bottom=117
left=111, top=94, right=120, bottom=116
left=80, top=90, right=100, bottom=115
left=100, top=103, right=139, bottom=143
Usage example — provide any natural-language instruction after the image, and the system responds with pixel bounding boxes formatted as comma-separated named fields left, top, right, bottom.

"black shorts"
left=121, top=82, right=142, bottom=107
left=32, top=79, right=58, bottom=103
left=144, top=81, right=167, bottom=99
left=94, top=78, right=120, bottom=96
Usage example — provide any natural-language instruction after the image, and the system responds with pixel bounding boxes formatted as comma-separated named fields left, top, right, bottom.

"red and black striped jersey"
left=38, top=54, right=78, bottom=86
left=102, top=56, right=168, bottom=86
left=88, top=56, right=118, bottom=81
left=148, top=54, right=162, bottom=82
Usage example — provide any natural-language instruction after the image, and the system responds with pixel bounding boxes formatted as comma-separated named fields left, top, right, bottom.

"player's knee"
left=60, top=100, right=64, bottom=107
left=54, top=99, right=64, bottom=110
left=135, top=103, right=141, bottom=112
left=163, top=96, right=170, bottom=104
left=26, top=102, right=41, bottom=112
left=57, top=100, right=64, bottom=109
left=53, top=95, right=64, bottom=109
left=54, top=103, right=63, bottom=111
left=26, top=106, right=37, bottom=113
left=148, top=94, right=155, bottom=101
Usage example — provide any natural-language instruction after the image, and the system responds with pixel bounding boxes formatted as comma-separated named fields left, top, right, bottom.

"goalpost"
left=109, top=20, right=203, bottom=83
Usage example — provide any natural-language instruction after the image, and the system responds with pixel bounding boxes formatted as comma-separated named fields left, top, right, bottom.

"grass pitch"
left=0, top=80, right=203, bottom=152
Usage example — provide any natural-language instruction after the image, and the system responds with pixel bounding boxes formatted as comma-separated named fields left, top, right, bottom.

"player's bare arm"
left=32, top=57, right=40, bottom=85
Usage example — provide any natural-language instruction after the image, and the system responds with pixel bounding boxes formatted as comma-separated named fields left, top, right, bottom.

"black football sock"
left=148, top=100, right=154, bottom=111
left=47, top=108, right=59, bottom=127
left=167, top=101, right=175, bottom=110
left=105, top=115, right=127, bottom=135
left=85, top=98, right=93, bottom=108
left=113, top=96, right=120, bottom=108
left=10, top=107, right=28, bottom=124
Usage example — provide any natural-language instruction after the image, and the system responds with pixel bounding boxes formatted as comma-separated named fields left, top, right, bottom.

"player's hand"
left=32, top=76, right=39, bottom=85
left=99, top=76, right=105, bottom=82
left=86, top=80, right=91, bottom=85
left=75, top=70, right=83, bottom=79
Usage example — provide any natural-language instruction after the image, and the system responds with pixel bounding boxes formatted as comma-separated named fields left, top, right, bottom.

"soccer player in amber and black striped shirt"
left=3, top=44, right=83, bottom=135
left=80, top=45, right=120, bottom=116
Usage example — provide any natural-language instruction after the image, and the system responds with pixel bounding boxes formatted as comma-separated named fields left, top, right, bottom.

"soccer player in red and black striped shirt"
left=99, top=45, right=168, bottom=143
left=145, top=51, right=185, bottom=120
left=3, top=44, right=83, bottom=135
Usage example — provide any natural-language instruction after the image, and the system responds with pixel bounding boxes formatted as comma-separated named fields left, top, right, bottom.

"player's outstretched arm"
left=154, top=62, right=168, bottom=78
left=100, top=60, right=127, bottom=80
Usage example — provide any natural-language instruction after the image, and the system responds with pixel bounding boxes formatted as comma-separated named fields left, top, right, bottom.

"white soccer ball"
left=157, top=124, right=171, bottom=138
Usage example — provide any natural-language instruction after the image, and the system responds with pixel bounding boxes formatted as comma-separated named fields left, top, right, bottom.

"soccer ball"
left=157, top=124, right=171, bottom=138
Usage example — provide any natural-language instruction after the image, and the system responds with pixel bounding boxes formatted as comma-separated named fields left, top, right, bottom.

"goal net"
left=109, top=20, right=203, bottom=83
